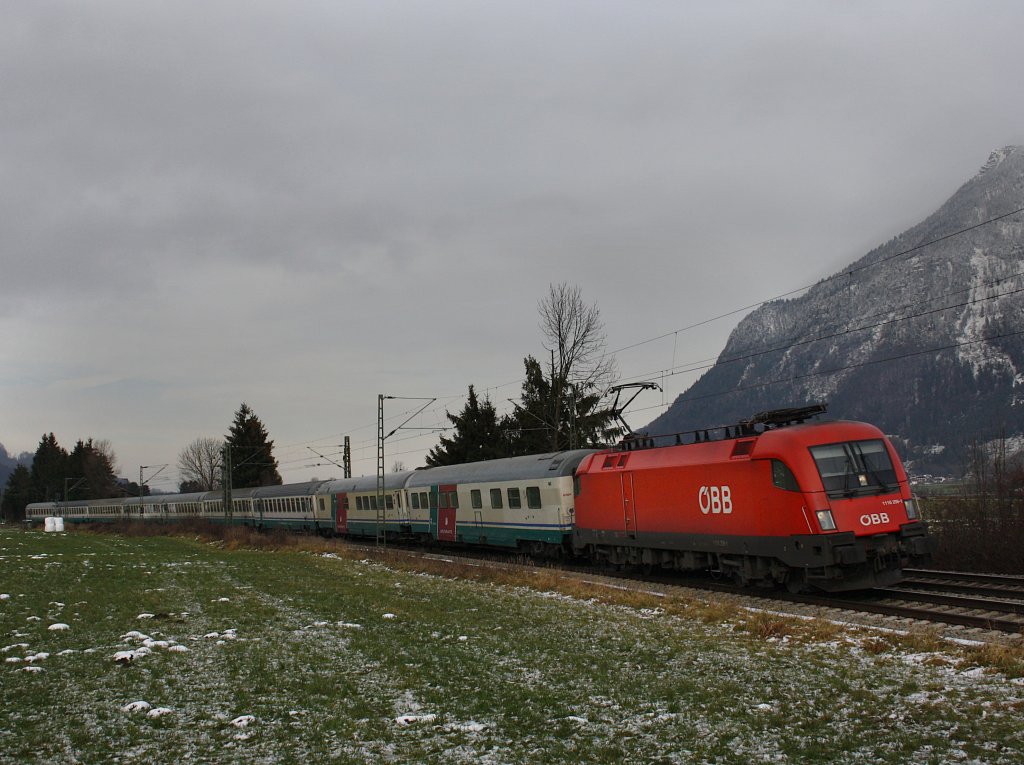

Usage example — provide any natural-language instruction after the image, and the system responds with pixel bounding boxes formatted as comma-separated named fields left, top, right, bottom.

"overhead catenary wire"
left=624, top=327, right=1024, bottom=425
left=270, top=204, right=1024, bottom=476
left=609, top=204, right=1024, bottom=357
left=614, top=273, right=1024, bottom=388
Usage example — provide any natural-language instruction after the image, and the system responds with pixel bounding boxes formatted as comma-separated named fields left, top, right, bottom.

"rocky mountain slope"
left=645, top=146, right=1024, bottom=475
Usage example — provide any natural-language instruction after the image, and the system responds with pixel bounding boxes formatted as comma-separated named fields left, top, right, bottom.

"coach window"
left=386, top=495, right=394, bottom=510
left=490, top=488, right=503, bottom=509
left=507, top=488, right=522, bottom=509
left=771, top=460, right=801, bottom=492
left=448, top=491, right=459, bottom=509
left=526, top=486, right=542, bottom=510
left=411, top=492, right=420, bottom=510
left=471, top=489, right=482, bottom=509
left=370, top=495, right=378, bottom=511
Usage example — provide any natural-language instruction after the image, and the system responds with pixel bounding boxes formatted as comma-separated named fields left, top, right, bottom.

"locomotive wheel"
left=785, top=574, right=807, bottom=593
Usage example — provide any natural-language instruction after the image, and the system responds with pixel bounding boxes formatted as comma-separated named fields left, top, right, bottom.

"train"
left=25, top=406, right=933, bottom=592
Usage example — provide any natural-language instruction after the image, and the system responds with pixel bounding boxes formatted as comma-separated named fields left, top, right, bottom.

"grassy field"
left=2, top=526, right=1023, bottom=764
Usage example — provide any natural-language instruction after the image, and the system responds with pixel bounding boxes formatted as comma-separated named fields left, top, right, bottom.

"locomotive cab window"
left=771, top=460, right=801, bottom=492
left=810, top=439, right=898, bottom=498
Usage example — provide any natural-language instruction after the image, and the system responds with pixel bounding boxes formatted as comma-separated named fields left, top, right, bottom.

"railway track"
left=346, top=543, right=1024, bottom=638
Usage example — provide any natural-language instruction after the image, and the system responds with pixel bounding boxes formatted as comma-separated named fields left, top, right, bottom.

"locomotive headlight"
left=904, top=498, right=919, bottom=520
left=815, top=509, right=837, bottom=531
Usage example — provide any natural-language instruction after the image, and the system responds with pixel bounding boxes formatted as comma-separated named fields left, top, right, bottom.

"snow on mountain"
left=645, top=147, right=1024, bottom=475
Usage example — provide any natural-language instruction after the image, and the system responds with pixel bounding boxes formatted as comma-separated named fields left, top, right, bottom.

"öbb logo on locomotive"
left=698, top=485, right=733, bottom=515
left=860, top=512, right=891, bottom=526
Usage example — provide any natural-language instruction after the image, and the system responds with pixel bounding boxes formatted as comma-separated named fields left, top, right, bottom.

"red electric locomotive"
left=571, top=406, right=932, bottom=591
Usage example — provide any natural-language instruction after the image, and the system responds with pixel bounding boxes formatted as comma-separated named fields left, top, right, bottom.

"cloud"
left=2, top=0, right=1023, bottom=481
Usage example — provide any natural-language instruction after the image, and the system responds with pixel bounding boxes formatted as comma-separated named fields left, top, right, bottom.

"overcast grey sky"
left=2, top=1, right=1023, bottom=489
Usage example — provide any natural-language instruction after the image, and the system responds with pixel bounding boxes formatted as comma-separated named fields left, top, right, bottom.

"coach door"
left=335, top=493, right=349, bottom=534
left=621, top=473, right=637, bottom=538
left=436, top=483, right=458, bottom=542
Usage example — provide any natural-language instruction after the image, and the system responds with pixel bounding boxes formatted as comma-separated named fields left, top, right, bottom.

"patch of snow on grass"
left=230, top=715, right=256, bottom=728
left=121, top=700, right=152, bottom=713
left=395, top=714, right=437, bottom=726
left=48, top=623, right=70, bottom=631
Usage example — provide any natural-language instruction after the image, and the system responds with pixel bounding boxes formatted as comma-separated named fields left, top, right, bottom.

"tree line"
left=1, top=403, right=283, bottom=521
left=2, top=283, right=621, bottom=518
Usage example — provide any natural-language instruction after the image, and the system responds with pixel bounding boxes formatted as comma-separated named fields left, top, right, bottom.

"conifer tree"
left=67, top=439, right=119, bottom=500
left=30, top=433, right=68, bottom=501
left=1, top=464, right=33, bottom=521
left=226, top=403, right=282, bottom=488
left=425, top=386, right=512, bottom=466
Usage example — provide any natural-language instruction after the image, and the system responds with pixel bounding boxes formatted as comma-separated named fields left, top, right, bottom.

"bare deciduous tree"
left=177, top=437, right=223, bottom=492
left=506, top=283, right=621, bottom=452
left=538, top=282, right=617, bottom=392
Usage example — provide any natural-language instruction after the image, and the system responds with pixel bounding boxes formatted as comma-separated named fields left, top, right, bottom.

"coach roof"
left=405, top=449, right=599, bottom=488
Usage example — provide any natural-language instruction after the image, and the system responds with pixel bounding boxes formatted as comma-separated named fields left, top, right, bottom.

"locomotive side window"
left=810, top=439, right=898, bottom=497
left=771, top=460, right=801, bottom=492
left=411, top=493, right=420, bottom=510
left=471, top=489, right=482, bottom=509
left=490, top=488, right=503, bottom=509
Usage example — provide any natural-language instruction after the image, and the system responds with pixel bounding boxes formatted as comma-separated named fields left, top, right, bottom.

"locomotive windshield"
left=809, top=439, right=899, bottom=498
